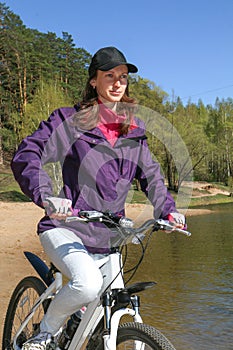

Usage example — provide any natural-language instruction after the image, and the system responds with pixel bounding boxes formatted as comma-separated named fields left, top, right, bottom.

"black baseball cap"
left=88, top=46, right=138, bottom=77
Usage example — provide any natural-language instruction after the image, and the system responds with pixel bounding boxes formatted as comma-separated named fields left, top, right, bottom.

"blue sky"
left=3, top=0, right=233, bottom=106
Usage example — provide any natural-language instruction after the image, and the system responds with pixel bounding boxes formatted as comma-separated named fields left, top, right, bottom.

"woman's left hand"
left=167, top=212, right=186, bottom=229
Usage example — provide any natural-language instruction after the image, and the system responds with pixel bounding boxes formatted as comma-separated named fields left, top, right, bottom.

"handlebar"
left=65, top=210, right=191, bottom=237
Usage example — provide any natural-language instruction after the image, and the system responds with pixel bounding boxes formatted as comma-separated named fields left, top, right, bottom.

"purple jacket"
left=11, top=106, right=177, bottom=253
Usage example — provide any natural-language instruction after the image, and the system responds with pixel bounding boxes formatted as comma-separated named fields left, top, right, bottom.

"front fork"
left=103, top=293, right=142, bottom=350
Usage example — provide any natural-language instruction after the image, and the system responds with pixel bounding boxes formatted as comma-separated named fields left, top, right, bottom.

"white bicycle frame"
left=13, top=251, right=143, bottom=350
left=69, top=252, right=143, bottom=350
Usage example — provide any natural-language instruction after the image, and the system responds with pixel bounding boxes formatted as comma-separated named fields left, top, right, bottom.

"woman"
left=11, top=46, right=185, bottom=350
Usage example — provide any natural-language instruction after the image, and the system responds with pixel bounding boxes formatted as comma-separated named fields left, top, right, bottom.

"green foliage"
left=205, top=98, right=233, bottom=183
left=1, top=2, right=233, bottom=189
left=129, top=75, right=167, bottom=112
left=0, top=3, right=90, bottom=149
left=22, top=80, right=73, bottom=139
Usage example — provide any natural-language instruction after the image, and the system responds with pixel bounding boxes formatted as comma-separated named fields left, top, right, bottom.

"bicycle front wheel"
left=117, top=322, right=176, bottom=350
left=2, top=276, right=49, bottom=350
left=91, top=321, right=177, bottom=350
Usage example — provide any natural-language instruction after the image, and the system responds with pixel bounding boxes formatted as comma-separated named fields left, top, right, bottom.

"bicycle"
left=2, top=210, right=191, bottom=350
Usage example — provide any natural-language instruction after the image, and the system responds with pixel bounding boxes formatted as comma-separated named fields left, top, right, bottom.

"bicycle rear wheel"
left=2, top=276, right=49, bottom=350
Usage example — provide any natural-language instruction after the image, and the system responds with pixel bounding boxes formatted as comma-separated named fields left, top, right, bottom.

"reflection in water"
left=125, top=203, right=233, bottom=350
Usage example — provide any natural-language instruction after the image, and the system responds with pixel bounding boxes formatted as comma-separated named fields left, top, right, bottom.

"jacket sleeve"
left=135, top=137, right=177, bottom=219
left=11, top=107, right=76, bottom=208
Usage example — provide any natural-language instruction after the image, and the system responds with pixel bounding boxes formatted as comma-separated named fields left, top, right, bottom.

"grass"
left=0, top=167, right=233, bottom=206
left=0, top=170, right=30, bottom=202
left=126, top=188, right=149, bottom=204
left=189, top=194, right=233, bottom=207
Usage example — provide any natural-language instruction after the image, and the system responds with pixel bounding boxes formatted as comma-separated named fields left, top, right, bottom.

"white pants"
left=39, top=228, right=105, bottom=335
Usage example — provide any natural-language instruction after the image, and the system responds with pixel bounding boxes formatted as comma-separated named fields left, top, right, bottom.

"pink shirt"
left=97, top=101, right=137, bottom=146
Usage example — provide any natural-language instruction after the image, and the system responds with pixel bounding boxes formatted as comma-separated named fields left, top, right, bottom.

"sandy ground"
left=0, top=182, right=229, bottom=343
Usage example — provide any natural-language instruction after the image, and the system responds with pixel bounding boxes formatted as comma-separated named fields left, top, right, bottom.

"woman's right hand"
left=43, top=197, right=73, bottom=220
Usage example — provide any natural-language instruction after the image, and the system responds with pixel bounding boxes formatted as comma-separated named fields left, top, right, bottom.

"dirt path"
left=0, top=201, right=215, bottom=344
left=0, top=203, right=45, bottom=344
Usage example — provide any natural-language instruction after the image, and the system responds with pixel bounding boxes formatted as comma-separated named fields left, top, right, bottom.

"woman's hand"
left=43, top=197, right=73, bottom=220
left=167, top=212, right=186, bottom=229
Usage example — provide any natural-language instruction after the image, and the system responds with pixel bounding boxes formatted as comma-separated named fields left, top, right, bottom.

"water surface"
left=126, top=203, right=233, bottom=349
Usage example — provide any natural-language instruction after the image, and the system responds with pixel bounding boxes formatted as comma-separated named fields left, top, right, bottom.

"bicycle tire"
left=117, top=322, right=177, bottom=350
left=2, top=276, right=49, bottom=350
left=88, top=321, right=176, bottom=350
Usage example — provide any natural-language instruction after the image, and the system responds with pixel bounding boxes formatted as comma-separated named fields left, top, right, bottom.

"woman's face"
left=91, top=65, right=128, bottom=103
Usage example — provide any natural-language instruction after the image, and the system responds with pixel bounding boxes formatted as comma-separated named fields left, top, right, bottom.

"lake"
left=126, top=203, right=233, bottom=350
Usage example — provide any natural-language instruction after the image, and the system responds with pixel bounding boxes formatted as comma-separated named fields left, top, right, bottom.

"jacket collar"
left=75, top=116, right=145, bottom=144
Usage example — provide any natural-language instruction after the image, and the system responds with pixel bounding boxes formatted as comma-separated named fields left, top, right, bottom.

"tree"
left=205, top=98, right=233, bottom=183
left=160, top=99, right=211, bottom=190
left=129, top=75, right=168, bottom=112
left=0, top=3, right=91, bottom=161
left=22, top=80, right=73, bottom=138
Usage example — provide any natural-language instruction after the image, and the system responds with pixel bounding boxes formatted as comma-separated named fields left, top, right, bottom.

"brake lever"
left=65, top=216, right=88, bottom=223
left=154, top=219, right=191, bottom=237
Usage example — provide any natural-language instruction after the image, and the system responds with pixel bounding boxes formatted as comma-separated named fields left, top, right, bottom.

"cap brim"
left=98, top=61, right=138, bottom=73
